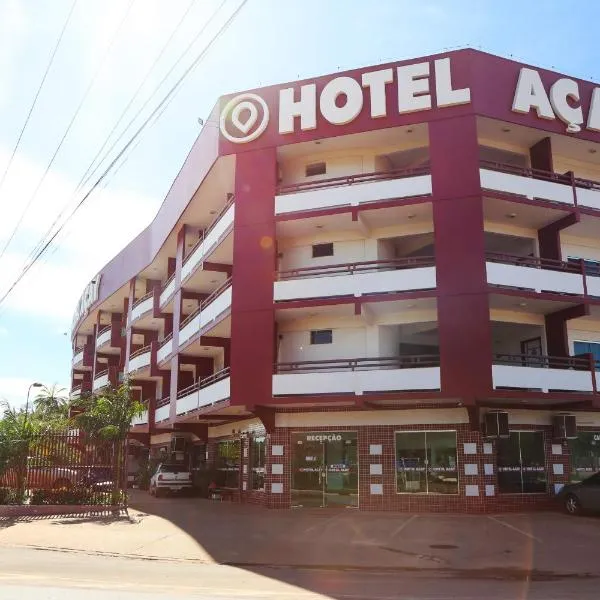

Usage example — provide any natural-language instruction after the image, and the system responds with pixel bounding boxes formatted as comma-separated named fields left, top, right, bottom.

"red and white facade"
left=71, top=49, right=600, bottom=511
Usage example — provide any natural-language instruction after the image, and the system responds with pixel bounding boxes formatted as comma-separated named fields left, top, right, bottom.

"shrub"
left=30, top=488, right=125, bottom=506
left=0, top=487, right=23, bottom=505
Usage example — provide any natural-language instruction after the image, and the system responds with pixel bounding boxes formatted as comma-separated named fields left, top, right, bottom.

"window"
left=567, top=257, right=600, bottom=276
left=395, top=431, right=458, bottom=494
left=497, top=431, right=546, bottom=494
left=305, top=162, right=326, bottom=177
left=574, top=341, right=600, bottom=362
left=250, top=436, right=266, bottom=491
left=312, top=242, right=334, bottom=258
left=215, top=440, right=240, bottom=488
left=569, top=432, right=600, bottom=483
left=310, top=329, right=332, bottom=345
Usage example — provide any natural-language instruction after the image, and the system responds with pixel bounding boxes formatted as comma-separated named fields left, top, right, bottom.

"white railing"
left=155, top=403, right=170, bottom=423
left=275, top=261, right=436, bottom=301
left=93, top=371, right=109, bottom=391
left=128, top=348, right=151, bottom=373
left=132, top=410, right=148, bottom=426
left=576, top=186, right=600, bottom=210
left=160, top=276, right=176, bottom=306
left=479, top=168, right=574, bottom=205
left=96, top=327, right=111, bottom=349
left=492, top=365, right=593, bottom=393
left=176, top=374, right=231, bottom=415
left=70, top=386, right=82, bottom=399
left=181, top=203, right=235, bottom=282
left=273, top=357, right=441, bottom=396
left=130, top=294, right=153, bottom=323
left=275, top=169, right=432, bottom=215
left=157, top=337, right=173, bottom=363
left=486, top=261, right=584, bottom=295
left=72, top=350, right=84, bottom=366
left=179, top=284, right=232, bottom=347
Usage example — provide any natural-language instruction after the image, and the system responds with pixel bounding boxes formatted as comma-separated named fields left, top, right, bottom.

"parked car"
left=149, top=463, right=192, bottom=497
left=0, top=458, right=79, bottom=490
left=559, top=472, right=600, bottom=514
left=80, top=466, right=114, bottom=491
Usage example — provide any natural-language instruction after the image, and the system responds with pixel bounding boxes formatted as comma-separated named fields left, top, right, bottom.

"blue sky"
left=1, top=0, right=599, bottom=408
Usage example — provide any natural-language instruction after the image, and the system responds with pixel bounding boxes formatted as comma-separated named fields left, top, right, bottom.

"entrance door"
left=291, top=432, right=358, bottom=508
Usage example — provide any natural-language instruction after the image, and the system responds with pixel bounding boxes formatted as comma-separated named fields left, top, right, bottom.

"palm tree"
left=0, top=402, right=32, bottom=500
left=33, top=384, right=69, bottom=425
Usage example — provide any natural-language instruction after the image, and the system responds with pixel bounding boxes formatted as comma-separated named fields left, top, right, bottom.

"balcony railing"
left=492, top=353, right=596, bottom=393
left=96, top=325, right=112, bottom=349
left=486, top=252, right=580, bottom=273
left=130, top=291, right=154, bottom=324
left=273, top=355, right=441, bottom=396
left=275, top=257, right=436, bottom=301
left=480, top=161, right=600, bottom=210
left=160, top=273, right=176, bottom=306
left=128, top=345, right=151, bottom=373
left=277, top=166, right=431, bottom=195
left=157, top=333, right=173, bottom=363
left=155, top=397, right=170, bottom=423
left=275, top=166, right=433, bottom=215
left=175, top=368, right=231, bottom=415
left=181, top=198, right=235, bottom=281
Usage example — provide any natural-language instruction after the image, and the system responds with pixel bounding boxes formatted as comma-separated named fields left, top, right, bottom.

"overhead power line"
left=0, top=0, right=136, bottom=266
left=0, top=0, right=249, bottom=314
left=0, top=0, right=78, bottom=200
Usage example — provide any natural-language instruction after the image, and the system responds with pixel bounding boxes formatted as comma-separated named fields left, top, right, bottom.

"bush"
left=30, top=487, right=126, bottom=506
left=0, top=487, right=21, bottom=505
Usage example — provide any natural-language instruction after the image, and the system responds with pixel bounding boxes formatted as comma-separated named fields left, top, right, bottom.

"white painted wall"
left=379, top=325, right=399, bottom=357
left=492, top=365, right=593, bottom=392
left=130, top=296, right=153, bottom=323
left=553, top=156, right=600, bottom=184
left=562, top=235, right=600, bottom=263
left=279, top=238, right=371, bottom=272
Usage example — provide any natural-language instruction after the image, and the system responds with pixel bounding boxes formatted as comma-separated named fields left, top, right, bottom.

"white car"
left=149, top=463, right=192, bottom=497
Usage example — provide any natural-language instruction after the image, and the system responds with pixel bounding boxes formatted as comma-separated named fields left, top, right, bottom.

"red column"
left=430, top=115, right=492, bottom=401
left=230, top=148, right=277, bottom=408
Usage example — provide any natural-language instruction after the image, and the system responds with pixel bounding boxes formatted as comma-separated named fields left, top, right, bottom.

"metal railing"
left=129, top=345, right=151, bottom=360
left=183, top=196, right=235, bottom=266
left=485, top=252, right=581, bottom=273
left=480, top=160, right=573, bottom=186
left=94, top=368, right=109, bottom=379
left=176, top=367, right=231, bottom=399
left=179, top=278, right=232, bottom=329
left=275, top=355, right=440, bottom=373
left=156, top=396, right=170, bottom=408
left=97, top=325, right=111, bottom=336
left=277, top=165, right=431, bottom=195
left=161, top=273, right=175, bottom=296
left=277, top=256, right=435, bottom=280
left=132, top=290, right=153, bottom=309
left=492, top=353, right=590, bottom=370
left=160, top=332, right=173, bottom=347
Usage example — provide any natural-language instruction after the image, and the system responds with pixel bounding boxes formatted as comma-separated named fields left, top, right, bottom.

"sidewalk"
left=1, top=490, right=600, bottom=576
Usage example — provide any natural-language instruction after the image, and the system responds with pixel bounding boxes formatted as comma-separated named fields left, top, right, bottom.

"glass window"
left=497, top=431, right=546, bottom=494
left=312, top=242, right=334, bottom=258
left=569, top=432, right=600, bottom=483
left=305, top=162, right=326, bottom=177
left=396, top=431, right=458, bottom=494
left=215, top=440, right=240, bottom=489
left=250, top=436, right=266, bottom=491
left=573, top=341, right=600, bottom=362
left=310, top=329, right=332, bottom=345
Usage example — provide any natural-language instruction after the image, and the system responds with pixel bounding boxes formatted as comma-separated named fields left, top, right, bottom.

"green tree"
left=71, top=382, right=144, bottom=506
left=0, top=403, right=33, bottom=500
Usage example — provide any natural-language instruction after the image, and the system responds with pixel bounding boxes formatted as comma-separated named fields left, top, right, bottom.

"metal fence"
left=0, top=431, right=127, bottom=507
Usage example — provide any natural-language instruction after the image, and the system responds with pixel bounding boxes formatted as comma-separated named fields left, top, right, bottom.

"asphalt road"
left=0, top=546, right=597, bottom=600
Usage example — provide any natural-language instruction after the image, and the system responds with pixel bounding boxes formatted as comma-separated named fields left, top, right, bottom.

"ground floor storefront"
left=146, top=408, right=600, bottom=512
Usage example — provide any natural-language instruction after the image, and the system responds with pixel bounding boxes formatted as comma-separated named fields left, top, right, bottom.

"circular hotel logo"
left=219, top=93, right=269, bottom=143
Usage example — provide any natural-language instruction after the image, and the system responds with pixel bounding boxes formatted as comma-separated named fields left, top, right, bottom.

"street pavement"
left=0, top=546, right=598, bottom=599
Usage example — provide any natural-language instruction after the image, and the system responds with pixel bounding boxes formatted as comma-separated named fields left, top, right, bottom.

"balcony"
left=175, top=368, right=231, bottom=415
left=486, top=253, right=585, bottom=296
left=273, top=355, right=441, bottom=396
left=492, top=354, right=596, bottom=393
left=275, top=257, right=436, bottom=302
left=130, top=292, right=153, bottom=324
left=157, top=333, right=173, bottom=363
left=131, top=410, right=148, bottom=426
left=70, top=385, right=82, bottom=400
left=181, top=199, right=235, bottom=282
left=275, top=167, right=432, bottom=216
left=480, top=161, right=600, bottom=210
left=155, top=397, right=170, bottom=423
left=160, top=274, right=176, bottom=307
left=72, top=348, right=84, bottom=367
left=93, top=369, right=110, bottom=391
left=179, top=280, right=232, bottom=347
left=96, top=325, right=112, bottom=350
left=128, top=345, right=151, bottom=374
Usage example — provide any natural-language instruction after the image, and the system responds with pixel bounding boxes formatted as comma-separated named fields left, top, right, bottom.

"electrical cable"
left=0, top=0, right=136, bottom=265
left=0, top=0, right=78, bottom=201
left=24, top=0, right=224, bottom=267
left=0, top=0, right=248, bottom=313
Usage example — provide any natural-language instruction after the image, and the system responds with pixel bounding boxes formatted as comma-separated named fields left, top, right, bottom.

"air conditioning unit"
left=552, top=414, right=577, bottom=440
left=483, top=411, right=510, bottom=439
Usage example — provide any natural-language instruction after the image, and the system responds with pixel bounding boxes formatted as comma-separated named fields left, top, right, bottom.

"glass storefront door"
left=569, top=432, right=600, bottom=483
left=497, top=431, right=547, bottom=494
left=291, top=432, right=358, bottom=508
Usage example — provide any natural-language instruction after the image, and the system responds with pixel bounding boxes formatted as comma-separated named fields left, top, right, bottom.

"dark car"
left=559, top=472, right=600, bottom=515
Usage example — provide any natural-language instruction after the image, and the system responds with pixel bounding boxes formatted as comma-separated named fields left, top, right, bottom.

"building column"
left=230, top=148, right=277, bottom=409
left=429, top=115, right=493, bottom=402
